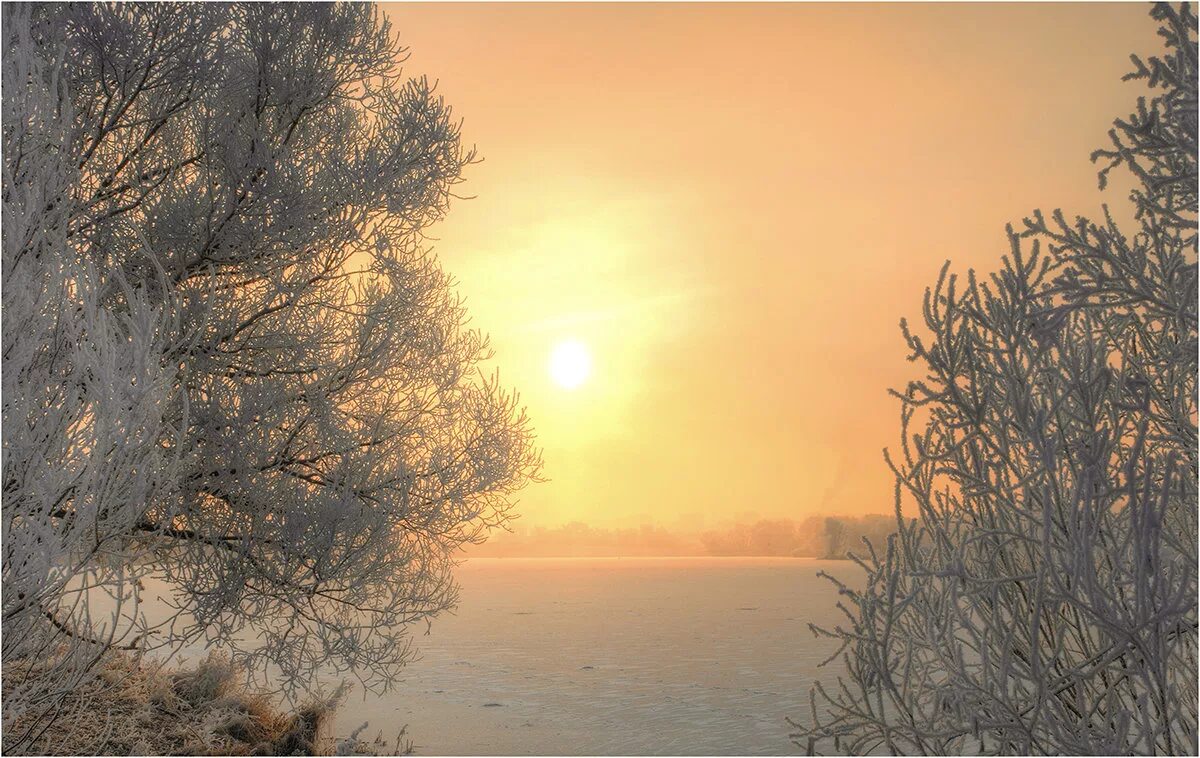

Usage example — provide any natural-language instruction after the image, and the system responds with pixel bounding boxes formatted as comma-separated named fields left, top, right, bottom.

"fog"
left=466, top=515, right=898, bottom=559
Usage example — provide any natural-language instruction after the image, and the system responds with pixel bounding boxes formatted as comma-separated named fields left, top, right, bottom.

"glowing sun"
left=549, top=339, right=592, bottom=390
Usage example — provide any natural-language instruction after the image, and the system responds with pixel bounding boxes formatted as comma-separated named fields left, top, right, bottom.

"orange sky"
left=381, top=2, right=1159, bottom=530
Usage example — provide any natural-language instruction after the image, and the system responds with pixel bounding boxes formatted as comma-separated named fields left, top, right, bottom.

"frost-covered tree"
left=2, top=3, right=540, bottom=747
left=794, top=4, right=1197, bottom=755
left=2, top=5, right=185, bottom=741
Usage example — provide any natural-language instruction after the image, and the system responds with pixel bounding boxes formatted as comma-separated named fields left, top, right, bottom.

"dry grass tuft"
left=3, top=651, right=352, bottom=755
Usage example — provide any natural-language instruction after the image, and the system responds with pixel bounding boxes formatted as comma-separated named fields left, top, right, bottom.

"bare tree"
left=2, top=3, right=541, bottom=746
left=794, top=4, right=1197, bottom=755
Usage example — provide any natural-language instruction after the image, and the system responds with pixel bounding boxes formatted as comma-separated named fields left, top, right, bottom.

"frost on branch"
left=794, top=4, right=1197, bottom=755
left=2, top=4, right=540, bottom=748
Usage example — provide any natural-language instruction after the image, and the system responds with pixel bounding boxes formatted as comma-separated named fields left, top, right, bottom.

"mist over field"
left=465, top=515, right=898, bottom=559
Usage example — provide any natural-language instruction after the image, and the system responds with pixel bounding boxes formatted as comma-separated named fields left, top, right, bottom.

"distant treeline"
left=699, top=515, right=896, bottom=559
left=468, top=522, right=700, bottom=558
left=468, top=515, right=897, bottom=559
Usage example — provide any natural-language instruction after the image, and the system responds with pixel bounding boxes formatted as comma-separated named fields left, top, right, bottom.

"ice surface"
left=337, top=557, right=854, bottom=755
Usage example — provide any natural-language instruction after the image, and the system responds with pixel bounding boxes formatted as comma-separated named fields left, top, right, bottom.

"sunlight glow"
left=549, top=339, right=592, bottom=390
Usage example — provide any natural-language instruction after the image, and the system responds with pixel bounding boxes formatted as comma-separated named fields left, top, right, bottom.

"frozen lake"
left=335, top=557, right=857, bottom=755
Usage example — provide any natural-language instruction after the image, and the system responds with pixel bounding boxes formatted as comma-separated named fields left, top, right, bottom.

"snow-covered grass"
left=3, top=650, right=402, bottom=756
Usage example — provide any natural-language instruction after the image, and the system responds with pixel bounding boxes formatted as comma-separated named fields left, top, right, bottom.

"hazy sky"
left=382, top=2, right=1158, bottom=530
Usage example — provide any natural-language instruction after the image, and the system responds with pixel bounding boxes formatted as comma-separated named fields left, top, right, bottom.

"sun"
left=549, top=339, right=592, bottom=390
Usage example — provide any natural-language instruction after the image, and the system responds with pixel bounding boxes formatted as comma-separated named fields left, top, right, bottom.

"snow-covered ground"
left=337, top=557, right=854, bottom=755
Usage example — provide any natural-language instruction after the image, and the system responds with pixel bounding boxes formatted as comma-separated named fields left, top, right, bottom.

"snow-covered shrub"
left=795, top=4, right=1197, bottom=755
left=3, top=3, right=541, bottom=747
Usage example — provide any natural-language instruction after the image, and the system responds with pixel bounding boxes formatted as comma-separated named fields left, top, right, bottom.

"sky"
left=381, top=2, right=1160, bottom=531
